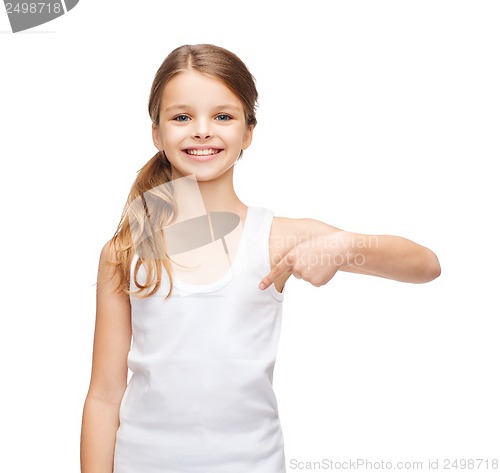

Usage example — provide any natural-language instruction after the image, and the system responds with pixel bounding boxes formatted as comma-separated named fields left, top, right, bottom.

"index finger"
left=258, top=254, right=294, bottom=290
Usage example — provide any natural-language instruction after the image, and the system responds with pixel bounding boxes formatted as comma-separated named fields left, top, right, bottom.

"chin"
left=191, top=171, right=225, bottom=182
left=172, top=164, right=234, bottom=182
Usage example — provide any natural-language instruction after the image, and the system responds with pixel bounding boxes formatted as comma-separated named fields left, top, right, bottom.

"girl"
left=80, top=44, right=440, bottom=473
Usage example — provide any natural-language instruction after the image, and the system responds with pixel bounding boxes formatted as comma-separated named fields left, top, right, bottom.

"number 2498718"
left=5, top=3, right=62, bottom=14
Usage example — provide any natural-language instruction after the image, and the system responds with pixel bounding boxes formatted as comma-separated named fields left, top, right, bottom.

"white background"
left=1, top=1, right=499, bottom=471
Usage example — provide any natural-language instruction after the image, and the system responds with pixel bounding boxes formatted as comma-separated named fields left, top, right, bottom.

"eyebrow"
left=164, top=104, right=190, bottom=112
left=164, top=104, right=242, bottom=113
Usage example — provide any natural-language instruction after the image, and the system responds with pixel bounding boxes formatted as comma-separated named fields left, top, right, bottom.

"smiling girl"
left=80, top=44, right=440, bottom=473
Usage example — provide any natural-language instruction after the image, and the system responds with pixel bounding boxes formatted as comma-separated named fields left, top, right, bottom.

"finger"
left=258, top=256, right=294, bottom=290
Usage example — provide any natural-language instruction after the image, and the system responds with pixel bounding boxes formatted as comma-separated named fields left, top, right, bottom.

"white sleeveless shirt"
left=113, top=206, right=287, bottom=473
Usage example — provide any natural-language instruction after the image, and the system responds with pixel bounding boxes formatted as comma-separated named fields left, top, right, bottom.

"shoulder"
left=99, top=238, right=119, bottom=264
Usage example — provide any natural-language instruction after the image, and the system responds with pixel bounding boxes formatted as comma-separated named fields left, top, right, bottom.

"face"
left=152, top=69, right=253, bottom=182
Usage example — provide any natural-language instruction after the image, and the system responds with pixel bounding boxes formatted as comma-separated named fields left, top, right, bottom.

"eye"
left=215, top=114, right=232, bottom=121
left=173, top=114, right=190, bottom=122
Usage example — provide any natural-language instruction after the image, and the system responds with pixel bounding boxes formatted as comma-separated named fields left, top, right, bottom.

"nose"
left=193, top=118, right=213, bottom=140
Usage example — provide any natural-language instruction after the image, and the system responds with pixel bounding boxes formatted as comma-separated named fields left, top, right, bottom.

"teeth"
left=186, top=149, right=220, bottom=156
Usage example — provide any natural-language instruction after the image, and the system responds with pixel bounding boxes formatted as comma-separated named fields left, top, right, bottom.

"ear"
left=242, top=125, right=254, bottom=150
left=152, top=123, right=162, bottom=151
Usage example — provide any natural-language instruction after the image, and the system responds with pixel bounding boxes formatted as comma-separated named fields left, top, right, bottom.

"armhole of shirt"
left=261, top=209, right=285, bottom=302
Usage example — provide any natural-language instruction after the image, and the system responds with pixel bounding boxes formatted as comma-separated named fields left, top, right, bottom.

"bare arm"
left=335, top=232, right=441, bottom=283
left=260, top=218, right=441, bottom=290
left=80, top=240, right=132, bottom=473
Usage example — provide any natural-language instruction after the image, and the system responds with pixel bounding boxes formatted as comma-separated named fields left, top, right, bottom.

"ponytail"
left=105, top=150, right=177, bottom=300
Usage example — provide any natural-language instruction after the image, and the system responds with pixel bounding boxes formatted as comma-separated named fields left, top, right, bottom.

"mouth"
left=182, top=148, right=223, bottom=161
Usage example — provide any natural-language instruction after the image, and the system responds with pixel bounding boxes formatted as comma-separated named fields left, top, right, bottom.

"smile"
left=184, top=148, right=223, bottom=156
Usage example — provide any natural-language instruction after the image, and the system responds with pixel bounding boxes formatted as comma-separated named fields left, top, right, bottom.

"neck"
left=170, top=165, right=247, bottom=221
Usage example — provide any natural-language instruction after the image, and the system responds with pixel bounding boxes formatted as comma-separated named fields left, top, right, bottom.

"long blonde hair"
left=104, top=44, right=259, bottom=300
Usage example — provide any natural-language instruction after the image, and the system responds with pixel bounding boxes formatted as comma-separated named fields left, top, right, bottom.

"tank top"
left=113, top=206, right=287, bottom=473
